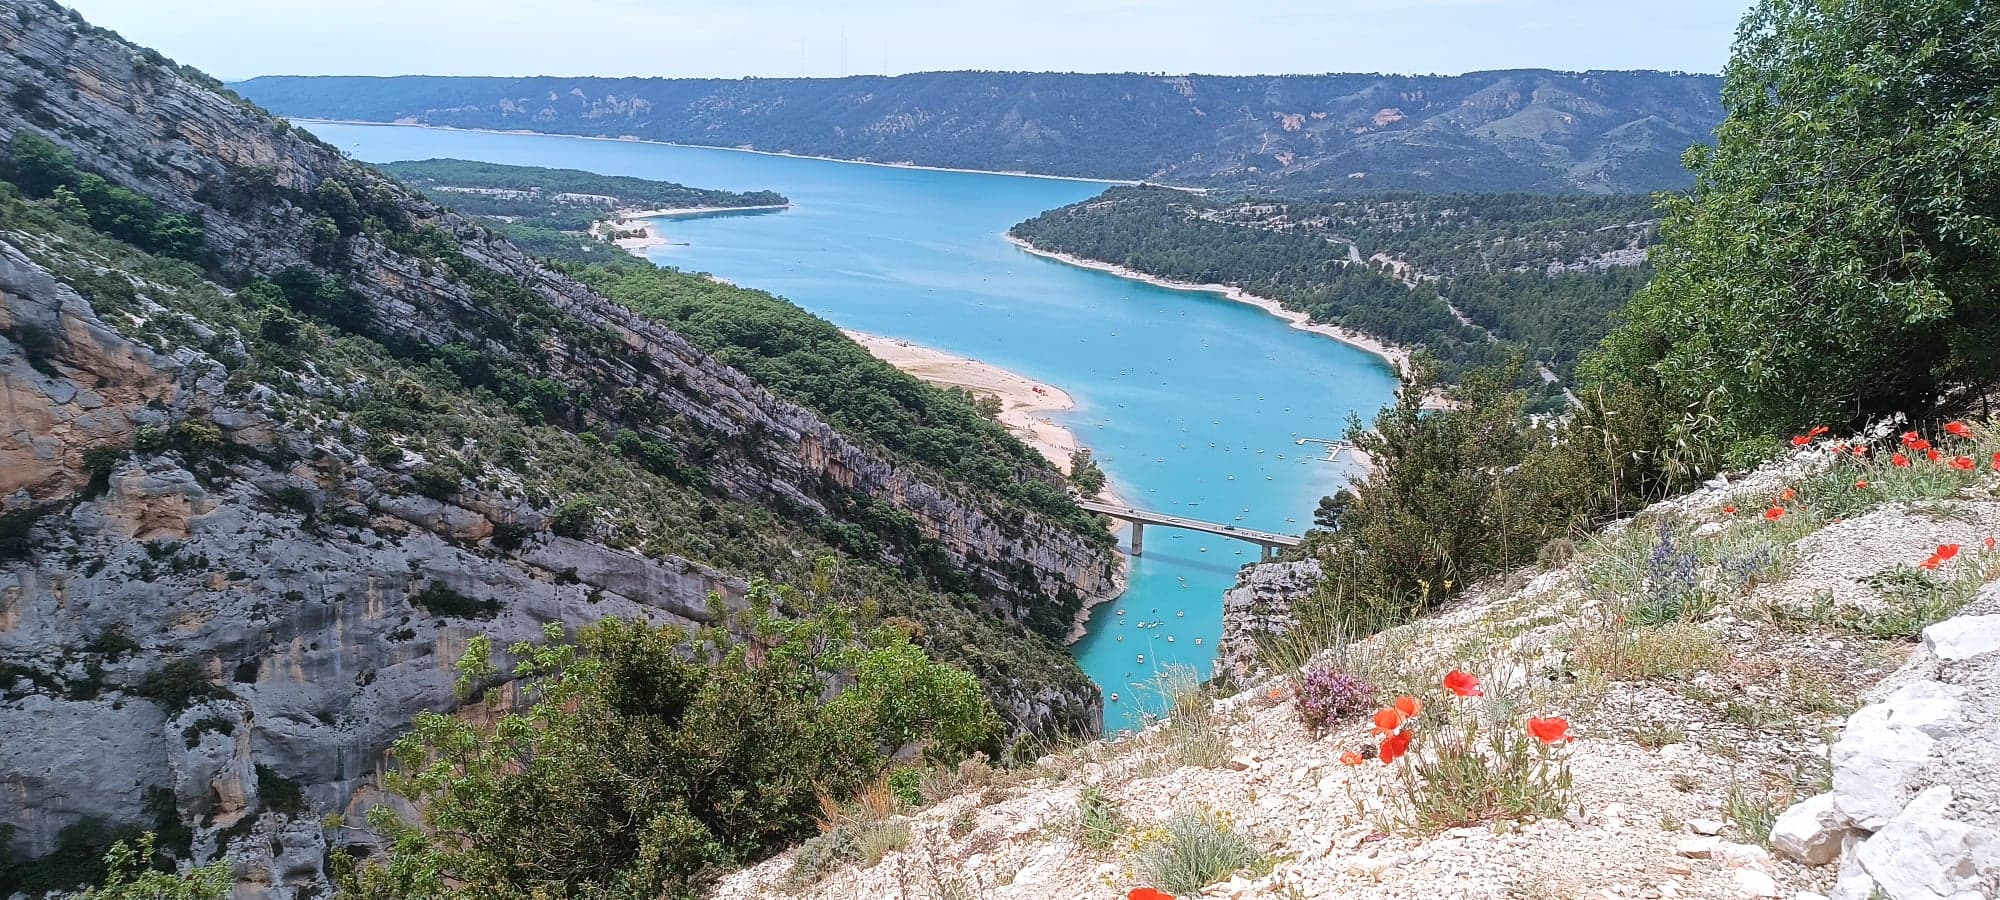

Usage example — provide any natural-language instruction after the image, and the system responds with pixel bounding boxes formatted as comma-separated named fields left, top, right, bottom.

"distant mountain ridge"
left=232, top=70, right=1724, bottom=194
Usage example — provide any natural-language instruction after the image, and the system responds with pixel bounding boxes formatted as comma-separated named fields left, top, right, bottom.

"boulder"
left=1772, top=793, right=1852, bottom=867
left=1852, top=787, right=2000, bottom=900
left=1921, top=614, right=2000, bottom=662
left=1830, top=681, right=1964, bottom=828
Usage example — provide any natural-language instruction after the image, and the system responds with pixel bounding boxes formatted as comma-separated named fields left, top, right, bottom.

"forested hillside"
left=232, top=69, right=1723, bottom=194
left=372, top=157, right=786, bottom=265
left=1011, top=185, right=1658, bottom=400
left=0, top=2, right=1119, bottom=895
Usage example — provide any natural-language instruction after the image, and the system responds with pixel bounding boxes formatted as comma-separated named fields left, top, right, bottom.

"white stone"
left=1922, top=614, right=2000, bottom=661
left=1676, top=836, right=1720, bottom=859
left=1853, top=787, right=2000, bottom=900
left=1832, top=682, right=1965, bottom=829
left=1732, top=869, right=1781, bottom=898
left=1689, top=818, right=1725, bottom=836
left=1772, top=793, right=1851, bottom=867
left=1791, top=893, right=1828, bottom=900
left=1718, top=842, right=1773, bottom=871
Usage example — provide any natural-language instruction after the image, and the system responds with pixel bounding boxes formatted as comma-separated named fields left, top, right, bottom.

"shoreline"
left=842, top=329, right=1085, bottom=475
left=292, top=118, right=1183, bottom=187
left=1003, top=234, right=1411, bottom=373
left=840, top=329, right=1133, bottom=644
left=603, top=204, right=791, bottom=252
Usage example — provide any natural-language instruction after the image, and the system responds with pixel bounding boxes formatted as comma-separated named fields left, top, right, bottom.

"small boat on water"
left=1136, top=654, right=1145, bottom=663
left=1110, top=693, right=1120, bottom=702
left=1166, top=636, right=1176, bottom=643
left=1194, top=638, right=1203, bottom=645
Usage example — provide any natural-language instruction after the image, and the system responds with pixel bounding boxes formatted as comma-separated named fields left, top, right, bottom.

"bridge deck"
left=1076, top=499, right=1303, bottom=547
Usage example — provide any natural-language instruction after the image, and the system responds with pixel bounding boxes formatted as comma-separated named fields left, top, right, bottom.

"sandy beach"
left=842, top=329, right=1084, bottom=473
left=1004, top=234, right=1411, bottom=372
left=603, top=204, right=791, bottom=252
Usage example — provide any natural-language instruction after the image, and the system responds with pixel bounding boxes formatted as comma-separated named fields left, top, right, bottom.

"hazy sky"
left=62, top=0, right=1751, bottom=81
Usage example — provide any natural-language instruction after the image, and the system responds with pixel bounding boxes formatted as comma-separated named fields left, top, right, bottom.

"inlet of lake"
left=307, top=122, right=1399, bottom=731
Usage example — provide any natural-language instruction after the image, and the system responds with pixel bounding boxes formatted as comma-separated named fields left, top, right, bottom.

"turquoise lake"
left=306, top=122, right=1399, bottom=732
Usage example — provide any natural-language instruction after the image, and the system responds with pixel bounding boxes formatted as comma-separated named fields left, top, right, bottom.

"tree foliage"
left=335, top=577, right=999, bottom=899
left=1594, top=0, right=2000, bottom=459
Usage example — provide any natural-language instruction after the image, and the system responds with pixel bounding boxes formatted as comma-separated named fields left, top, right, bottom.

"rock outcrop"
left=1773, top=586, right=2000, bottom=900
left=1215, top=559, right=1321, bottom=681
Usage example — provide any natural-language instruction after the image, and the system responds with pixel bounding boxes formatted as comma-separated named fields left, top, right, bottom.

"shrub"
left=1291, top=665, right=1376, bottom=736
left=136, top=659, right=232, bottom=714
left=547, top=497, right=597, bottom=539
left=1131, top=806, right=1258, bottom=897
left=407, top=581, right=500, bottom=620
left=255, top=765, right=306, bottom=814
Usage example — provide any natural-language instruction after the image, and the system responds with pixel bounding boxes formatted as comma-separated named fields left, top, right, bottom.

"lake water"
left=306, top=122, right=1398, bottom=731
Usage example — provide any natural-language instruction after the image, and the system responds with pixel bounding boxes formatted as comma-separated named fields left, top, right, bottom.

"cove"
left=305, top=122, right=1399, bottom=731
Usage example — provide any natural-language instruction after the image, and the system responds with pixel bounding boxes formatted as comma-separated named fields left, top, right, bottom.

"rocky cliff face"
left=1215, top=559, right=1321, bottom=682
left=0, top=0, right=1117, bottom=891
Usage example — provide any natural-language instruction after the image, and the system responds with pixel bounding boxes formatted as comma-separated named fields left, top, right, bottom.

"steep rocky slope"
left=231, top=70, right=1724, bottom=194
left=0, top=0, right=1119, bottom=890
left=711, top=438, right=2000, bottom=899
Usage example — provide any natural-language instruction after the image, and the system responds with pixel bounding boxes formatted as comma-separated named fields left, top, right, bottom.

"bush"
left=136, top=659, right=232, bottom=714
left=547, top=497, right=598, bottom=539
left=1131, top=806, right=1258, bottom=897
left=407, top=581, right=500, bottom=620
left=1291, top=665, right=1377, bottom=736
left=255, top=764, right=306, bottom=814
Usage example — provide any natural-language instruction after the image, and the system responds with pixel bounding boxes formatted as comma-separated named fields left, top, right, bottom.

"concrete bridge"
left=1075, top=498, right=1304, bottom=562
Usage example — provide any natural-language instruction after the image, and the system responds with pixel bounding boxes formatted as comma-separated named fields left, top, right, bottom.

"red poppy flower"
left=1372, top=707, right=1404, bottom=736
left=1778, top=488, right=1796, bottom=501
left=1993, top=452, right=2000, bottom=471
left=1986, top=537, right=1996, bottom=551
left=1925, top=448, right=1943, bottom=463
left=1378, top=729, right=1412, bottom=764
left=1852, top=446, right=1870, bottom=457
left=1340, top=750, right=1364, bottom=767
left=1808, top=425, right=1830, bottom=437
left=1130, top=889, right=1175, bottom=900
left=1393, top=695, right=1423, bottom=718
left=1526, top=716, right=1571, bottom=744
left=1829, top=442, right=1848, bottom=453
left=1892, top=453, right=1912, bottom=468
left=1945, top=421, right=1972, bottom=438
left=1920, top=544, right=1961, bottom=570
left=1855, top=479, right=1869, bottom=489
left=1443, top=670, right=1482, bottom=697
left=1764, top=507, right=1785, bottom=520
left=1790, top=435, right=1810, bottom=447
left=1915, top=440, right=1935, bottom=453
left=1902, top=431, right=1922, bottom=447
left=1722, top=505, right=1738, bottom=515
left=1951, top=456, right=1976, bottom=470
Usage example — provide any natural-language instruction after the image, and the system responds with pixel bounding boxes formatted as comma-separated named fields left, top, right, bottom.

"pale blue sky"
left=63, top=0, right=1751, bottom=80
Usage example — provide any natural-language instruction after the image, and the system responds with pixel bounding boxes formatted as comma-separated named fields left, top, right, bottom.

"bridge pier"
left=1130, top=522, right=1144, bottom=556
left=1259, top=543, right=1273, bottom=562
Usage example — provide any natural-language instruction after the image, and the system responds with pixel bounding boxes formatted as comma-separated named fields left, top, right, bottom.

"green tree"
left=1067, top=448, right=1107, bottom=497
left=71, top=834, right=231, bottom=900
left=4, top=132, right=78, bottom=197
left=1593, top=0, right=2000, bottom=460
